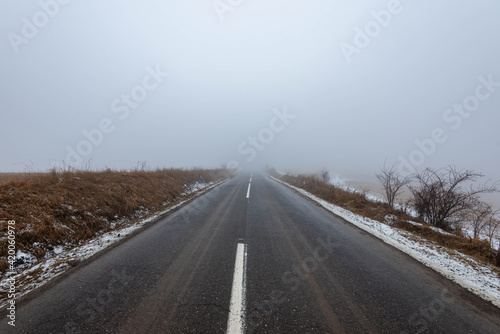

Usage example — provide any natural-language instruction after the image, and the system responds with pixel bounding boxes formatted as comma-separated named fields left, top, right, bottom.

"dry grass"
left=0, top=173, right=36, bottom=184
left=0, top=168, right=230, bottom=273
left=279, top=174, right=500, bottom=268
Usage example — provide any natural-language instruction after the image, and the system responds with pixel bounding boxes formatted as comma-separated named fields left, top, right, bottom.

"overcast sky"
left=1, top=0, right=499, bottom=184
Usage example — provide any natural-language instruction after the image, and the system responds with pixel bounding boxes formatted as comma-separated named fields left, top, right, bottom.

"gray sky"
left=1, top=0, right=499, bottom=184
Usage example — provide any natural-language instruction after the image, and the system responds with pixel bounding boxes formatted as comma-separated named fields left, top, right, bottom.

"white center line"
left=246, top=183, right=251, bottom=199
left=227, top=243, right=247, bottom=334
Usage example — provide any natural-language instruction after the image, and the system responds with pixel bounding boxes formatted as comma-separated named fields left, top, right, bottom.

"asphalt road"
left=2, top=173, right=500, bottom=333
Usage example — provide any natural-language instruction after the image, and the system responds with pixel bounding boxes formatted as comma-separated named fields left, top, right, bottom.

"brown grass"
left=0, top=168, right=230, bottom=273
left=0, top=173, right=37, bottom=184
left=279, top=174, right=500, bottom=268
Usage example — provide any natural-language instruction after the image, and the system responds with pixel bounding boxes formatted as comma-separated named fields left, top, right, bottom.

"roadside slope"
left=0, top=168, right=231, bottom=305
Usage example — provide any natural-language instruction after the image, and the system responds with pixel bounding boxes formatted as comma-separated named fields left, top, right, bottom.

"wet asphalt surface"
left=2, top=173, right=500, bottom=333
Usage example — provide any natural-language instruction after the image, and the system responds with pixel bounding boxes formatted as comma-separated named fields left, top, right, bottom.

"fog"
left=1, top=1, right=499, bottom=186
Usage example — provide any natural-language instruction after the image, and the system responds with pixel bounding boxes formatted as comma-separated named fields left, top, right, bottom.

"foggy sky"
left=1, top=0, right=499, bottom=184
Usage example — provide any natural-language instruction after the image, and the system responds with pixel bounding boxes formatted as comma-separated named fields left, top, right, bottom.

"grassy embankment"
left=0, top=168, right=230, bottom=274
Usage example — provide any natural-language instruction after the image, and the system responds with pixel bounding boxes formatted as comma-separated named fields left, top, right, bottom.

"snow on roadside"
left=0, top=179, right=227, bottom=309
left=270, top=176, right=500, bottom=309
left=405, top=220, right=456, bottom=237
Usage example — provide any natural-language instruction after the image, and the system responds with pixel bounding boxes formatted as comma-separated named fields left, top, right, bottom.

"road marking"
left=227, top=243, right=247, bottom=334
left=246, top=183, right=251, bottom=199
left=249, top=173, right=252, bottom=183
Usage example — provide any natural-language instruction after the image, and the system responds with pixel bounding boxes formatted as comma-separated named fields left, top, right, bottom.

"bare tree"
left=376, top=163, right=410, bottom=209
left=465, top=201, right=492, bottom=239
left=399, top=197, right=414, bottom=216
left=410, top=166, right=498, bottom=230
left=320, top=167, right=330, bottom=183
left=485, top=209, right=500, bottom=247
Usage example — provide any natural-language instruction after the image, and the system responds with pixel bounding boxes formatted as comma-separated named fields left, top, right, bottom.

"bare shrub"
left=320, top=168, right=330, bottom=183
left=485, top=209, right=500, bottom=248
left=410, top=166, right=498, bottom=230
left=464, top=201, right=492, bottom=239
left=376, top=163, right=410, bottom=209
